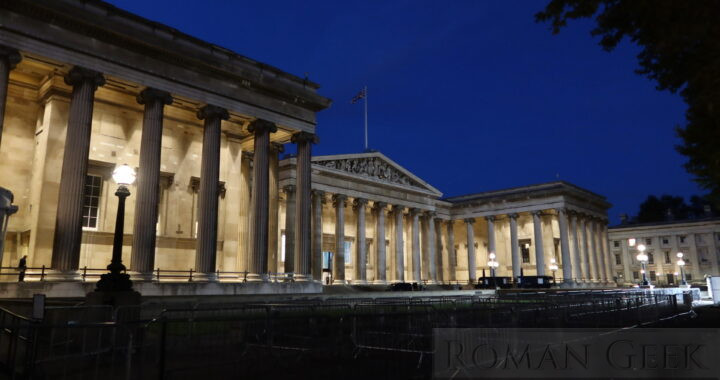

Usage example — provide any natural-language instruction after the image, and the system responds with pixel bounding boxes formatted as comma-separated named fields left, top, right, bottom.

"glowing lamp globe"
left=113, top=164, right=136, bottom=186
left=677, top=259, right=685, bottom=267
left=676, top=252, right=684, bottom=258
left=637, top=244, right=646, bottom=252
left=488, top=252, right=496, bottom=260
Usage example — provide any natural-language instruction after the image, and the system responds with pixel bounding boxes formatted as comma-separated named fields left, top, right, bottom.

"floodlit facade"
left=608, top=218, right=720, bottom=286
left=0, top=0, right=613, bottom=291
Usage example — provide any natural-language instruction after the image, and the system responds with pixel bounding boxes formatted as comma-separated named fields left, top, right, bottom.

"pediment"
left=312, top=152, right=442, bottom=196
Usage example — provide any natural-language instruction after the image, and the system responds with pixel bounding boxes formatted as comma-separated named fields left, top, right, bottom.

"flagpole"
left=363, top=86, right=368, bottom=151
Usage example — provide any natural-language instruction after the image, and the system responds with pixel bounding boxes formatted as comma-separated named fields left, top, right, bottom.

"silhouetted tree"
left=536, top=0, right=720, bottom=206
left=636, top=194, right=716, bottom=223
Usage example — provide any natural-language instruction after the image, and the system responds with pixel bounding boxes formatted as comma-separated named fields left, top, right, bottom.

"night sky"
left=106, top=0, right=700, bottom=224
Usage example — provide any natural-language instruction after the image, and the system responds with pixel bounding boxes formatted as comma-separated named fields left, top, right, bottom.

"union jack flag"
left=350, top=88, right=366, bottom=104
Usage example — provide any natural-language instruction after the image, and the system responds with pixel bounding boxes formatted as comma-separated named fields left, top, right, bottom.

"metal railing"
left=0, top=289, right=694, bottom=379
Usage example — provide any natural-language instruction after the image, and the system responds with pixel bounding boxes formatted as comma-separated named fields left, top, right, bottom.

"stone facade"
left=608, top=219, right=720, bottom=286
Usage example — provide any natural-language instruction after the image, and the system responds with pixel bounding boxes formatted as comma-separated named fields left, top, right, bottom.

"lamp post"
left=676, top=252, right=687, bottom=286
left=96, top=164, right=136, bottom=292
left=636, top=243, right=649, bottom=286
left=488, top=252, right=499, bottom=288
left=549, top=257, right=558, bottom=284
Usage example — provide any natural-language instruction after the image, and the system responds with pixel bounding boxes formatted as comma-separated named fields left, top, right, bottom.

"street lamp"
left=636, top=243, right=649, bottom=286
left=676, top=252, right=687, bottom=286
left=549, top=257, right=558, bottom=284
left=488, top=252, right=499, bottom=287
left=96, top=164, right=136, bottom=292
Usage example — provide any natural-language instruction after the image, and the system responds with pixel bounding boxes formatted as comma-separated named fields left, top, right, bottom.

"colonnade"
left=0, top=47, right=317, bottom=282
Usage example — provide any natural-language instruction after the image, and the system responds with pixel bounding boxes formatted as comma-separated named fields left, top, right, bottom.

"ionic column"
left=130, top=88, right=172, bottom=279
left=465, top=218, right=476, bottom=283
left=486, top=215, right=496, bottom=259
left=602, top=223, right=614, bottom=285
left=268, top=143, right=282, bottom=274
left=332, top=194, right=347, bottom=284
left=0, top=46, right=21, bottom=149
left=51, top=67, right=105, bottom=276
left=590, top=218, right=602, bottom=282
left=532, top=211, right=546, bottom=276
left=393, top=205, right=405, bottom=282
left=311, top=190, right=325, bottom=281
left=556, top=208, right=573, bottom=284
left=353, top=198, right=368, bottom=283
left=425, top=212, right=437, bottom=283
left=283, top=185, right=296, bottom=274
left=373, top=202, right=387, bottom=284
left=570, top=212, right=584, bottom=282
left=292, top=132, right=317, bottom=281
left=194, top=105, right=229, bottom=281
left=446, top=220, right=456, bottom=282
left=580, top=216, right=592, bottom=282
left=246, top=119, right=277, bottom=281
left=508, top=213, right=520, bottom=279
left=410, top=208, right=421, bottom=282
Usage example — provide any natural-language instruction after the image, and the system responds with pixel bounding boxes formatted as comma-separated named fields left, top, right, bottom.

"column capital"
left=555, top=207, right=567, bottom=215
left=332, top=193, right=347, bottom=208
left=283, top=184, right=296, bottom=195
left=0, top=46, right=22, bottom=69
left=425, top=211, right=436, bottom=219
left=532, top=210, right=544, bottom=217
left=464, top=217, right=476, bottom=224
left=242, top=151, right=254, bottom=160
left=291, top=131, right=319, bottom=144
left=137, top=88, right=173, bottom=106
left=392, top=204, right=405, bottom=214
left=248, top=118, right=278, bottom=134
left=373, top=201, right=387, bottom=211
left=312, top=190, right=326, bottom=203
left=353, top=197, right=368, bottom=209
left=508, top=213, right=519, bottom=219
left=64, top=66, right=105, bottom=90
left=270, top=142, right=285, bottom=153
left=197, top=104, right=229, bottom=121
left=409, top=208, right=422, bottom=216
left=485, top=215, right=495, bottom=222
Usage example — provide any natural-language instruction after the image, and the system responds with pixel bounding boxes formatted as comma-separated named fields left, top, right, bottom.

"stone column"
left=531, top=211, right=546, bottom=276
left=465, top=218, right=476, bottom=283
left=426, top=212, right=437, bottom=283
left=486, top=216, right=496, bottom=260
left=446, top=220, right=456, bottom=282
left=374, top=202, right=387, bottom=284
left=50, top=67, right=105, bottom=276
left=393, top=205, right=405, bottom=282
left=332, top=194, right=347, bottom=284
left=311, top=190, right=324, bottom=281
left=268, top=143, right=282, bottom=274
left=0, top=46, right=21, bottom=149
left=588, top=218, right=599, bottom=282
left=556, top=208, right=573, bottom=284
left=580, top=216, right=592, bottom=282
left=508, top=213, right=520, bottom=280
left=410, top=208, right=421, bottom=282
left=598, top=220, right=611, bottom=283
left=237, top=152, right=253, bottom=273
left=570, top=212, right=584, bottom=283
left=592, top=218, right=605, bottom=282
left=246, top=119, right=277, bottom=281
left=194, top=105, right=229, bottom=281
left=292, top=132, right=317, bottom=281
left=130, top=88, right=172, bottom=279
left=353, top=198, right=368, bottom=283
left=602, top=224, right=614, bottom=284
left=283, top=185, right=296, bottom=274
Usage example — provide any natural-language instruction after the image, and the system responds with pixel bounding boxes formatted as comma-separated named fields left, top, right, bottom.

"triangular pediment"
left=311, top=152, right=442, bottom=196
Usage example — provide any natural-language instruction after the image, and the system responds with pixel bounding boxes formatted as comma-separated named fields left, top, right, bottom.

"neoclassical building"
left=0, top=0, right=614, bottom=289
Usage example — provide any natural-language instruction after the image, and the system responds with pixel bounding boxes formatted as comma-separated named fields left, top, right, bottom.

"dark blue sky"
left=107, top=0, right=701, bottom=223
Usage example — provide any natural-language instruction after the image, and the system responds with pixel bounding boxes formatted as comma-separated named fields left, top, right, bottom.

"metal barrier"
left=0, top=267, right=259, bottom=283
left=0, top=289, right=694, bottom=379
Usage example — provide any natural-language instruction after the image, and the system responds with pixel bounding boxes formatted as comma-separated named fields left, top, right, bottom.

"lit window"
left=82, top=175, right=102, bottom=229
left=344, top=241, right=352, bottom=264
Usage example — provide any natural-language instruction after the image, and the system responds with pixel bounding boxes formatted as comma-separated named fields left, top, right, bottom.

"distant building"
left=608, top=218, right=720, bottom=286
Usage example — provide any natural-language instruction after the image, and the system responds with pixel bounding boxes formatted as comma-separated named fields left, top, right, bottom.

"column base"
left=294, top=274, right=313, bottom=282
left=372, top=279, right=387, bottom=285
left=191, top=272, right=218, bottom=282
left=44, top=269, right=83, bottom=281
left=129, top=271, right=155, bottom=282
left=353, top=279, right=368, bottom=285
left=332, top=279, right=347, bottom=285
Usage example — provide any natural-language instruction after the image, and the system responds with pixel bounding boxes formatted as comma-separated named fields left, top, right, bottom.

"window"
left=613, top=240, right=620, bottom=248
left=649, top=271, right=656, bottom=281
left=281, top=233, right=286, bottom=261
left=666, top=273, right=674, bottom=284
left=664, top=251, right=671, bottom=264
left=615, top=254, right=622, bottom=265
left=344, top=241, right=352, bottom=264
left=679, top=235, right=686, bottom=244
left=645, top=238, right=652, bottom=245
left=553, top=238, right=560, bottom=262
left=648, top=253, right=654, bottom=265
left=82, top=175, right=102, bottom=229
left=662, top=237, right=669, bottom=245
left=686, top=273, right=692, bottom=281
left=322, top=252, right=332, bottom=270
left=520, top=239, right=531, bottom=264
left=632, top=271, right=639, bottom=280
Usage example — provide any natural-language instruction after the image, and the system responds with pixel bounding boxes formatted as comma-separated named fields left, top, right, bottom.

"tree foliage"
left=536, top=0, right=720, bottom=205
left=636, top=194, right=716, bottom=223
